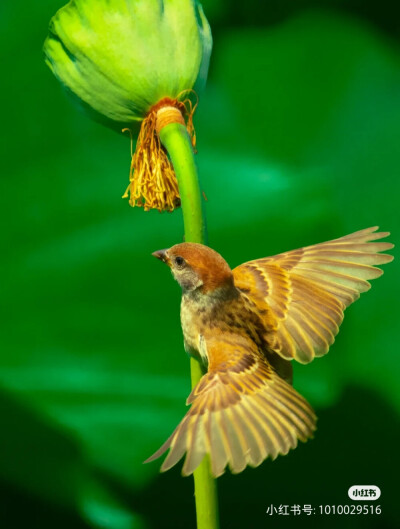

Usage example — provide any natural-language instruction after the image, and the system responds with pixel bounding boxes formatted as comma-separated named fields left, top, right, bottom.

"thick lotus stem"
left=158, top=121, right=218, bottom=529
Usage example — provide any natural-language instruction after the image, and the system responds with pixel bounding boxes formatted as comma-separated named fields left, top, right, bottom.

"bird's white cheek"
left=174, top=270, right=203, bottom=291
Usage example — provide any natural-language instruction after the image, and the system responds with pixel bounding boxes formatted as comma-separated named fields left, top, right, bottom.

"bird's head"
left=152, top=243, right=234, bottom=294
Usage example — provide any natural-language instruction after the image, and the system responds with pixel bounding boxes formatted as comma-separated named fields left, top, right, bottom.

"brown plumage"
left=146, top=227, right=393, bottom=477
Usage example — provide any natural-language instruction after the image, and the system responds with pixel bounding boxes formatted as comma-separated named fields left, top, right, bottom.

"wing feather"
left=233, top=227, right=393, bottom=363
left=232, top=404, right=265, bottom=466
left=208, top=412, right=227, bottom=477
left=223, top=407, right=248, bottom=473
left=182, top=414, right=205, bottom=476
left=145, top=334, right=316, bottom=477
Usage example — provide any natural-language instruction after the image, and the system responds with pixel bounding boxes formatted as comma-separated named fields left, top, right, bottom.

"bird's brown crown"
left=168, top=243, right=234, bottom=293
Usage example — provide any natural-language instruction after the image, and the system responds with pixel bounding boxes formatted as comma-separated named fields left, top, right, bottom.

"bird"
left=145, top=227, right=393, bottom=477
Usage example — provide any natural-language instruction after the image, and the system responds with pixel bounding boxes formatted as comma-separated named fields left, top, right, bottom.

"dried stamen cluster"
left=123, top=96, right=197, bottom=212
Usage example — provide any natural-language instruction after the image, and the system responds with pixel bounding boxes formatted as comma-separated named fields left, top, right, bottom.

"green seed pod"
left=44, top=0, right=212, bottom=131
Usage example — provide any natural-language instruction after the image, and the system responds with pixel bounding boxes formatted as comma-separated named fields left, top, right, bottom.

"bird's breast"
left=180, top=295, right=207, bottom=360
left=180, top=289, right=267, bottom=362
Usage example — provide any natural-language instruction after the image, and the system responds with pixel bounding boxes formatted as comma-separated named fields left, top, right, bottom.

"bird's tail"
left=145, top=369, right=316, bottom=477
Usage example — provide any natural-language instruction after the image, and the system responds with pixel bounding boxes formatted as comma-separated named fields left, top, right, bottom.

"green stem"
left=159, top=123, right=206, bottom=243
left=159, top=122, right=219, bottom=529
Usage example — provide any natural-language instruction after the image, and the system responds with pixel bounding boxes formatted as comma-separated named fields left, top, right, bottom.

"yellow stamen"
left=122, top=94, right=197, bottom=212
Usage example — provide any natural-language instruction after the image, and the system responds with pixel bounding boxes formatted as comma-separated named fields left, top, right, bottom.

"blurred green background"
left=1, top=0, right=399, bottom=528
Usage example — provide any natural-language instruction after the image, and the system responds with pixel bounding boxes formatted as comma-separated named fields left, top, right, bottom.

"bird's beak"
left=152, top=249, right=170, bottom=265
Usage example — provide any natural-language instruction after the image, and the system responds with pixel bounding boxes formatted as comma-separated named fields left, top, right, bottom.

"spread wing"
left=145, top=333, right=316, bottom=477
left=233, top=227, right=394, bottom=364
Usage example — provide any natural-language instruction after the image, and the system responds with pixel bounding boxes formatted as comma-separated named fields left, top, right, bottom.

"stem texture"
left=159, top=122, right=219, bottom=529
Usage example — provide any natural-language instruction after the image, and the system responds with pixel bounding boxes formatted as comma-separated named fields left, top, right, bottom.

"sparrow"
left=146, top=227, right=393, bottom=477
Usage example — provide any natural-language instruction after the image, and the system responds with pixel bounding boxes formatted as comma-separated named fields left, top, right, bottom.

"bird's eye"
left=174, top=256, right=186, bottom=268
